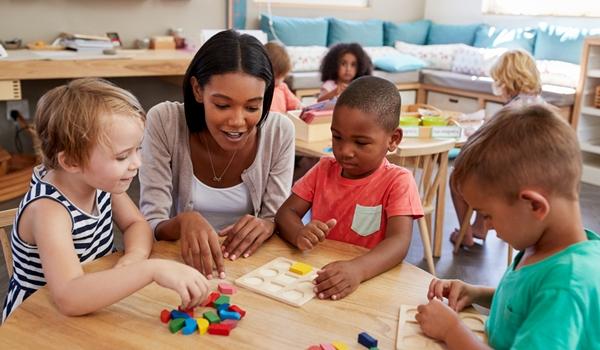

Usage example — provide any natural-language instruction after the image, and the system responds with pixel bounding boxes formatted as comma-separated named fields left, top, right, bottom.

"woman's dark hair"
left=320, top=43, right=373, bottom=82
left=183, top=30, right=274, bottom=133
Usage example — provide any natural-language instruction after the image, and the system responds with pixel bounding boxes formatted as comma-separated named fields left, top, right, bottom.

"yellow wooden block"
left=196, top=318, right=209, bottom=335
left=331, top=341, right=349, bottom=350
left=289, top=261, right=312, bottom=275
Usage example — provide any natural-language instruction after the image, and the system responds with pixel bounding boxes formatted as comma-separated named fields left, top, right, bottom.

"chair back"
left=387, top=139, right=455, bottom=213
left=0, top=208, right=17, bottom=278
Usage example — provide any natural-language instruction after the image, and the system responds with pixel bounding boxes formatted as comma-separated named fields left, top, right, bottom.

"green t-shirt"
left=486, top=230, right=600, bottom=349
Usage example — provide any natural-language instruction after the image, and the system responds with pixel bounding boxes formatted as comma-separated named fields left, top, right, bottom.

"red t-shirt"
left=292, top=157, right=423, bottom=249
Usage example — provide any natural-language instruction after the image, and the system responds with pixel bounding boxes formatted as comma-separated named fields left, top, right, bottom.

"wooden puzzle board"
left=396, top=304, right=488, bottom=349
left=234, top=257, right=317, bottom=307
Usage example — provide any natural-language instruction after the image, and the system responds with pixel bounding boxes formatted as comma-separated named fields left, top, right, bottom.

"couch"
left=262, top=14, right=599, bottom=125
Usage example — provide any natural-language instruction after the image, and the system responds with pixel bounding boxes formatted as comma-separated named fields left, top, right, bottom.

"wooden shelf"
left=582, top=106, right=600, bottom=117
left=581, top=142, right=600, bottom=155
left=588, top=69, right=600, bottom=78
left=582, top=163, right=600, bottom=187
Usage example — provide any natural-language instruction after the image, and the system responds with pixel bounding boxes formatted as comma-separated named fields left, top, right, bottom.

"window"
left=482, top=0, right=600, bottom=17
left=254, top=0, right=368, bottom=7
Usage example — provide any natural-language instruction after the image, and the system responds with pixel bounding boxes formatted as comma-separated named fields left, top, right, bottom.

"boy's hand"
left=427, top=278, right=476, bottom=311
left=152, top=259, right=210, bottom=310
left=416, top=298, right=462, bottom=342
left=177, top=212, right=225, bottom=279
left=114, top=251, right=148, bottom=268
left=295, top=219, right=336, bottom=251
left=219, top=215, right=275, bottom=261
left=313, top=260, right=360, bottom=300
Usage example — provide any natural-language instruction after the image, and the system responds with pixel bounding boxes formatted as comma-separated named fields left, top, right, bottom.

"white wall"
left=246, top=0, right=426, bottom=28
left=425, top=0, right=600, bottom=28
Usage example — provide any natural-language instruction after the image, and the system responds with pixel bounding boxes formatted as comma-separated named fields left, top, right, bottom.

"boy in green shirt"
left=415, top=104, right=600, bottom=349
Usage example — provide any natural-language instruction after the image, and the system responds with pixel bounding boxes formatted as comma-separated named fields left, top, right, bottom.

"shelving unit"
left=574, top=36, right=600, bottom=186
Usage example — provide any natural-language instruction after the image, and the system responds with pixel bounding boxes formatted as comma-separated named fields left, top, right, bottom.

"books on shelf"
left=58, top=33, right=113, bottom=52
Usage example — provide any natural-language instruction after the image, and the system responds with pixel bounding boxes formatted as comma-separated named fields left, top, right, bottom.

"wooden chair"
left=0, top=208, right=17, bottom=278
left=453, top=206, right=514, bottom=266
left=387, top=139, right=455, bottom=276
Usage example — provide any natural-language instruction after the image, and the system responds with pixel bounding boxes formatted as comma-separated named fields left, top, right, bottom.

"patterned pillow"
left=452, top=46, right=506, bottom=76
left=394, top=41, right=467, bottom=70
left=363, top=46, right=402, bottom=61
left=537, top=60, right=580, bottom=88
left=286, top=46, right=328, bottom=72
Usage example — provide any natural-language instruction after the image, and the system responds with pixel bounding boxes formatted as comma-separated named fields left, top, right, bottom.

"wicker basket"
left=595, top=86, right=600, bottom=109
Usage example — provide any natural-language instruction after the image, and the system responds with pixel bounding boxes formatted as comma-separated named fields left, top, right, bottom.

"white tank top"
left=191, top=176, right=254, bottom=231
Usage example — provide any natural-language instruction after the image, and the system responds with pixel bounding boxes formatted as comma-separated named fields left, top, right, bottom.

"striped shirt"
left=2, top=166, right=114, bottom=322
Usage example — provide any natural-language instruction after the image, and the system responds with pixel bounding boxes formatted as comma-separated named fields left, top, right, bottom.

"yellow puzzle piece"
left=331, top=341, right=349, bottom=350
left=289, top=261, right=313, bottom=275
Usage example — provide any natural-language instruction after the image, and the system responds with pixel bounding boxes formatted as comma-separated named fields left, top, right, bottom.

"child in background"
left=2, top=78, right=209, bottom=322
left=276, top=76, right=423, bottom=300
left=416, top=104, right=600, bottom=349
left=264, top=41, right=302, bottom=113
left=451, top=49, right=545, bottom=247
left=317, top=43, right=372, bottom=102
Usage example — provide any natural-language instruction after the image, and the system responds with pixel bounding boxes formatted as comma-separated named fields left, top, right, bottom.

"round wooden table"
left=0, top=236, right=434, bottom=349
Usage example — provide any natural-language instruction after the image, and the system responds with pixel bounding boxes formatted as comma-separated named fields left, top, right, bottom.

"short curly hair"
left=490, top=49, right=541, bottom=98
left=320, top=43, right=372, bottom=83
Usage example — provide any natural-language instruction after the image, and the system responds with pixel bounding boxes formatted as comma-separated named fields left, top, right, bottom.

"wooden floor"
left=1, top=177, right=599, bottom=303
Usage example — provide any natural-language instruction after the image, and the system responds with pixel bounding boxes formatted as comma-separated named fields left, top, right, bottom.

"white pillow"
left=537, top=60, right=580, bottom=88
left=395, top=41, right=468, bottom=70
left=452, top=46, right=507, bottom=76
left=286, top=46, right=328, bottom=72
left=363, top=46, right=402, bottom=61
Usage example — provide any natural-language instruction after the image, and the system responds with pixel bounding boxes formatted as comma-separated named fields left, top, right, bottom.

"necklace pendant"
left=213, top=176, right=222, bottom=182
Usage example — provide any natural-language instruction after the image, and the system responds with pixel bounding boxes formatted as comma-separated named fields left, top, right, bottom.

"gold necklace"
left=202, top=133, right=239, bottom=182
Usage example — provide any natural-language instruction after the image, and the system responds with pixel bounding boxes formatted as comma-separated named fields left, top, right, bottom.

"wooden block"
left=216, top=303, right=230, bottom=312
left=170, top=310, right=191, bottom=319
left=358, top=332, right=378, bottom=348
left=307, top=346, right=321, bottom=350
left=218, top=282, right=236, bottom=294
left=331, top=341, right=348, bottom=350
left=203, top=311, right=220, bottom=324
left=182, top=318, right=198, bottom=335
left=196, top=318, right=209, bottom=335
left=178, top=306, right=194, bottom=317
left=168, top=318, right=185, bottom=333
left=160, top=309, right=171, bottom=323
left=228, top=305, right=246, bottom=318
left=208, top=323, right=231, bottom=336
left=289, top=261, right=313, bottom=275
left=218, top=309, right=241, bottom=320
left=214, top=295, right=230, bottom=308
left=320, top=344, right=335, bottom=350
left=150, top=36, right=176, bottom=50
left=203, top=292, right=220, bottom=307
left=235, top=257, right=318, bottom=307
left=221, top=319, right=238, bottom=330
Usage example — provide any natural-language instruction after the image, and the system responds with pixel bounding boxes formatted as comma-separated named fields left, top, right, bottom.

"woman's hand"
left=219, top=215, right=275, bottom=260
left=177, top=211, right=225, bottom=279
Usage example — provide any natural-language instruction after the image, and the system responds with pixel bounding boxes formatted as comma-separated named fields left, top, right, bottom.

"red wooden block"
left=178, top=306, right=194, bottom=317
left=228, top=305, right=246, bottom=318
left=203, top=292, right=220, bottom=307
left=208, top=323, right=231, bottom=336
left=221, top=319, right=238, bottom=330
left=307, top=346, right=321, bottom=350
left=160, top=309, right=171, bottom=323
left=218, top=282, right=236, bottom=295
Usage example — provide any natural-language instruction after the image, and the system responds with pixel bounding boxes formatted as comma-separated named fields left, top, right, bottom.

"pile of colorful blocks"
left=306, top=331, right=378, bottom=350
left=159, top=283, right=246, bottom=336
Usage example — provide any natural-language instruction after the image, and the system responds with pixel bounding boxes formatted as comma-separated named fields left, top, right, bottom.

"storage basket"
left=595, top=85, right=600, bottom=109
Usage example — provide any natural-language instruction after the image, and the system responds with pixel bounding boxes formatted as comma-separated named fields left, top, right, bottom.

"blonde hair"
left=452, top=104, right=581, bottom=202
left=490, top=49, right=541, bottom=98
left=35, top=78, right=145, bottom=169
left=264, top=41, right=292, bottom=78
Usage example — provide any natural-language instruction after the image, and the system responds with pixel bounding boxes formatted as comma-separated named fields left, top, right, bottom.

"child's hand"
left=313, top=260, right=360, bottom=300
left=427, top=278, right=476, bottom=311
left=415, top=298, right=462, bottom=342
left=114, top=251, right=148, bottom=268
left=151, top=259, right=210, bottom=310
left=295, top=219, right=336, bottom=251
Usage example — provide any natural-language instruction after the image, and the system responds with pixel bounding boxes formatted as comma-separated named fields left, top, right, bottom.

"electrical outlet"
left=6, top=99, right=30, bottom=122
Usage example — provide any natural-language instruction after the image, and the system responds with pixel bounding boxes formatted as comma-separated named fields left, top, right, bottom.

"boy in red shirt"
left=276, top=76, right=423, bottom=301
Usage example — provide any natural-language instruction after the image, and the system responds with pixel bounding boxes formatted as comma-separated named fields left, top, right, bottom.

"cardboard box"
left=150, top=36, right=176, bottom=50
left=286, top=110, right=331, bottom=142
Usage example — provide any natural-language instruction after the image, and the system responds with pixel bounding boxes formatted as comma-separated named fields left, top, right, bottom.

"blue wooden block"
left=216, top=303, right=230, bottom=311
left=170, top=310, right=191, bottom=319
left=182, top=318, right=198, bottom=335
left=358, top=332, right=378, bottom=348
left=218, top=309, right=241, bottom=320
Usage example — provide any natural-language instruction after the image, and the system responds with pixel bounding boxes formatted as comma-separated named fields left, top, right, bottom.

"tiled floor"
left=1, top=176, right=599, bottom=301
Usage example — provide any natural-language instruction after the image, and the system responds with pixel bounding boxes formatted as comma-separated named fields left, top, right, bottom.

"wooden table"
left=0, top=236, right=434, bottom=349
left=295, top=138, right=456, bottom=258
left=0, top=49, right=194, bottom=100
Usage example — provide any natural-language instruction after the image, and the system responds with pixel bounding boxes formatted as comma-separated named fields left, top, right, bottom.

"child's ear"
left=519, top=190, right=550, bottom=221
left=190, top=77, right=203, bottom=103
left=57, top=151, right=82, bottom=174
left=388, top=128, right=403, bottom=152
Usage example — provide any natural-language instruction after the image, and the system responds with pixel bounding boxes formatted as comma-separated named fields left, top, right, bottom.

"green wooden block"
left=214, top=295, right=230, bottom=308
left=168, top=318, right=186, bottom=333
left=203, top=311, right=221, bottom=324
left=369, top=348, right=379, bottom=350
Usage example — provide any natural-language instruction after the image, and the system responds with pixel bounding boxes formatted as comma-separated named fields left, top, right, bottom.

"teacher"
left=139, top=30, right=295, bottom=279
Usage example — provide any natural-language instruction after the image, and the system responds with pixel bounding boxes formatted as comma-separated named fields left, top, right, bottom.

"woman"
left=139, top=30, right=295, bottom=278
